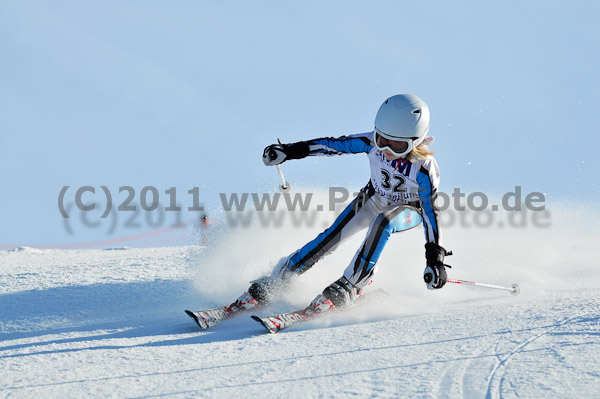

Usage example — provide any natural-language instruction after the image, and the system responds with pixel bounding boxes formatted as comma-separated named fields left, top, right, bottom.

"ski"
left=185, top=291, right=258, bottom=330
left=251, top=289, right=387, bottom=334
left=251, top=308, right=314, bottom=333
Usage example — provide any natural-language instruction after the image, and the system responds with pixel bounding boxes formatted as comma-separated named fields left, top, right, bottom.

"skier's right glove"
left=262, top=142, right=310, bottom=166
left=263, top=144, right=287, bottom=166
left=423, top=243, right=452, bottom=290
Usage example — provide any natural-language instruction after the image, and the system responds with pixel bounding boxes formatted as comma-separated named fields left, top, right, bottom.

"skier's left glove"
left=262, top=142, right=310, bottom=166
left=423, top=243, right=452, bottom=290
left=423, top=264, right=447, bottom=290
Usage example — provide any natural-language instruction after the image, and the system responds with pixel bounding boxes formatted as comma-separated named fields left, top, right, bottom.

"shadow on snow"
left=0, top=279, right=270, bottom=357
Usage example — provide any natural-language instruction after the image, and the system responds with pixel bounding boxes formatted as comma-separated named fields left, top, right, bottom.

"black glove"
left=262, top=142, right=310, bottom=166
left=423, top=264, right=447, bottom=290
left=423, top=243, right=452, bottom=290
left=263, top=144, right=287, bottom=166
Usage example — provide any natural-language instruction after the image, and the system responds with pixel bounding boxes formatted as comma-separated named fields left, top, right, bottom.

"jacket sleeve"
left=416, top=158, right=442, bottom=245
left=283, top=132, right=374, bottom=160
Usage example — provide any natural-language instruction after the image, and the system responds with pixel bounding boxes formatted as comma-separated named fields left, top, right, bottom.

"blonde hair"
left=407, top=144, right=434, bottom=162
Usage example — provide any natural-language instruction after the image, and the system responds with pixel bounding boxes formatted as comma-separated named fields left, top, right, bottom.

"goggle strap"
left=422, top=136, right=434, bottom=145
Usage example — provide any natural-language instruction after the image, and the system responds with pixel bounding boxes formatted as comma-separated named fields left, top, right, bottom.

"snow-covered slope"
left=1, top=205, right=599, bottom=398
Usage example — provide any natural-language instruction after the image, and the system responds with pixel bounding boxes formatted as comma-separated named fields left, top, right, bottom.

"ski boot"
left=248, top=276, right=287, bottom=305
left=322, top=276, right=362, bottom=307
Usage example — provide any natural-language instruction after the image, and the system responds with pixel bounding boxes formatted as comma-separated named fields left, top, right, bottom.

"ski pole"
left=276, top=139, right=291, bottom=192
left=276, top=165, right=291, bottom=192
left=446, top=278, right=520, bottom=295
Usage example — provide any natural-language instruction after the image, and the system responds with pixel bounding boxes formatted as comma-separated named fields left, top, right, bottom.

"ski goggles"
left=374, top=131, right=415, bottom=157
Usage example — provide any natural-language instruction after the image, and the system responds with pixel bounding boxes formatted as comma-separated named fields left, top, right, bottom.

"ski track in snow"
left=1, top=243, right=599, bottom=398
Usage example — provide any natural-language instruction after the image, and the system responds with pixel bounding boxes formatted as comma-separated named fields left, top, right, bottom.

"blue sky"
left=1, top=1, right=598, bottom=246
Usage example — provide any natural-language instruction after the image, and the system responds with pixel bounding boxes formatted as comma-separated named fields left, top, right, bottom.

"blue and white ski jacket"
left=286, top=132, right=442, bottom=245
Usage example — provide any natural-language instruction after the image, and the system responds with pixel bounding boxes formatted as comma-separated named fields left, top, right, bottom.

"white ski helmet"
left=374, top=94, right=430, bottom=157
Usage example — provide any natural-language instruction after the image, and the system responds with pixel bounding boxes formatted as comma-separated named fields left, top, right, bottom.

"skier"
left=186, top=94, right=453, bottom=330
left=239, top=94, right=451, bottom=314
